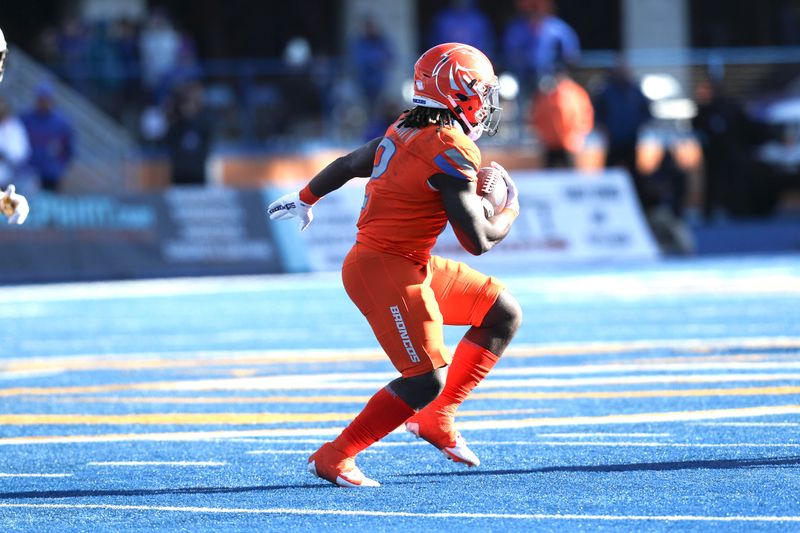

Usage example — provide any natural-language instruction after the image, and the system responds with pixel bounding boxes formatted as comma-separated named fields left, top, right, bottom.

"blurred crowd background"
left=2, top=0, right=800, bottom=255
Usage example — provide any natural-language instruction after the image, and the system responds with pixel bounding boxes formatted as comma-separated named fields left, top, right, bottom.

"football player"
left=269, top=43, right=521, bottom=487
left=0, top=27, right=30, bottom=225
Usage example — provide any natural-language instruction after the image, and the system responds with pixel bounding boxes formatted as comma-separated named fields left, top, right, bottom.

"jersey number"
left=371, top=138, right=396, bottom=179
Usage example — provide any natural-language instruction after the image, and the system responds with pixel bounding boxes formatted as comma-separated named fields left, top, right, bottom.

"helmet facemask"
left=475, top=79, right=502, bottom=137
left=449, top=76, right=502, bottom=141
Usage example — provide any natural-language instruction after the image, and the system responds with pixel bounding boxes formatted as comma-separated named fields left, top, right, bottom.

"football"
left=476, top=166, right=508, bottom=218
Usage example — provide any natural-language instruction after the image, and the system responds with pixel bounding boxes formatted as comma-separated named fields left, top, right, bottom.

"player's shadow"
left=0, top=484, right=329, bottom=500
left=401, top=455, right=800, bottom=478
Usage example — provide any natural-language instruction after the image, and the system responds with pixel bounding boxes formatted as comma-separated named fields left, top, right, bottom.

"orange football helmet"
left=412, top=42, right=501, bottom=140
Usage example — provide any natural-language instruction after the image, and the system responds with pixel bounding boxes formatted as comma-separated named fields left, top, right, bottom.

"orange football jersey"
left=356, top=118, right=482, bottom=265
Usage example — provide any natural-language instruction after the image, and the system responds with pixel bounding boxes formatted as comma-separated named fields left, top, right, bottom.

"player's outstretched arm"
left=268, top=137, right=382, bottom=231
left=433, top=167, right=519, bottom=255
left=305, top=136, right=382, bottom=198
left=1, top=185, right=29, bottom=225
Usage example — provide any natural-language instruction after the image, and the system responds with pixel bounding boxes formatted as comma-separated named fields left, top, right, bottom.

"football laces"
left=479, top=168, right=498, bottom=195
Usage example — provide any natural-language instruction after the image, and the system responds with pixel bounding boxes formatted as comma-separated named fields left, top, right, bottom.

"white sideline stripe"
left=245, top=450, right=316, bottom=455
left=694, top=422, right=800, bottom=427
left=535, top=442, right=800, bottom=448
left=5, top=267, right=798, bottom=301
left=86, top=461, right=226, bottom=467
left=536, top=433, right=671, bottom=438
left=479, top=373, right=800, bottom=389
left=1, top=272, right=343, bottom=303
left=0, top=473, right=72, bottom=478
left=0, top=503, right=798, bottom=523
left=245, top=441, right=798, bottom=452
left=459, top=405, right=800, bottom=431
left=228, top=438, right=327, bottom=444
left=0, top=370, right=64, bottom=381
left=494, top=361, right=800, bottom=375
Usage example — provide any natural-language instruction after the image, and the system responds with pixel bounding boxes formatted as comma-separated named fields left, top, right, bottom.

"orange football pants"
left=341, top=242, right=505, bottom=377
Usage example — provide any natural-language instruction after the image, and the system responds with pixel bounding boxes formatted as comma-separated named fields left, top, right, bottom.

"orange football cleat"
left=307, top=442, right=380, bottom=488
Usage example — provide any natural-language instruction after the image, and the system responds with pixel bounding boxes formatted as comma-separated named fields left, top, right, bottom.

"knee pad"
left=388, top=367, right=446, bottom=410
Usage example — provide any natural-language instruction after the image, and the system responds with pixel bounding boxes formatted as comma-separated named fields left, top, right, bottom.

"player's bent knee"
left=387, top=367, right=446, bottom=410
left=483, top=290, right=523, bottom=337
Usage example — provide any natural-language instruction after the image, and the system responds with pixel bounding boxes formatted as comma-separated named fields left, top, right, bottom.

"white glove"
left=267, top=191, right=313, bottom=231
left=1, top=185, right=30, bottom=225
left=490, top=161, right=519, bottom=215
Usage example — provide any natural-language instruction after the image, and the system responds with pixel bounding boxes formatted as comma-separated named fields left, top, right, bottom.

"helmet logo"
left=447, top=63, right=476, bottom=97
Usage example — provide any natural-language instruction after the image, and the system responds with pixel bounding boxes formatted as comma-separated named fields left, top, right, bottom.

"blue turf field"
left=0, top=255, right=799, bottom=531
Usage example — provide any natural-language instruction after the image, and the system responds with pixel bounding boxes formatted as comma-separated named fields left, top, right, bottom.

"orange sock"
left=332, top=386, right=415, bottom=457
left=429, top=339, right=500, bottom=416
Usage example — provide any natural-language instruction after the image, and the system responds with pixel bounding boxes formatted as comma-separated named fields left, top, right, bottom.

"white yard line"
left=0, top=503, right=798, bottom=523
left=0, top=473, right=72, bottom=478
left=86, top=461, right=226, bottom=467
left=693, top=422, right=800, bottom=427
left=494, top=361, right=800, bottom=375
left=536, top=433, right=671, bottom=438
left=244, top=440, right=798, bottom=450
left=535, top=442, right=800, bottom=448
left=245, top=450, right=317, bottom=455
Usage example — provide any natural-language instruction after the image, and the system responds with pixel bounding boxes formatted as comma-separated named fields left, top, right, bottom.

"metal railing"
left=0, top=44, right=139, bottom=193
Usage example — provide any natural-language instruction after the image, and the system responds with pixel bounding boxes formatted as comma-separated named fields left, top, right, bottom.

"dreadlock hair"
left=398, top=106, right=459, bottom=129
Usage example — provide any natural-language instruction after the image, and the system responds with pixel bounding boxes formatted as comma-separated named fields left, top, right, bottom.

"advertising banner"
left=269, top=168, right=658, bottom=273
left=432, top=168, right=660, bottom=271
left=0, top=187, right=282, bottom=284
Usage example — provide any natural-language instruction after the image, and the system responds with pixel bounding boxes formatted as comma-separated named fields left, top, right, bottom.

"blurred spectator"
left=636, top=132, right=696, bottom=254
left=35, top=27, right=63, bottom=74
left=112, top=18, right=143, bottom=126
left=530, top=68, right=593, bottom=168
left=280, top=36, right=324, bottom=137
left=21, top=84, right=74, bottom=192
left=503, top=0, right=580, bottom=90
left=112, top=19, right=140, bottom=80
left=750, top=124, right=800, bottom=216
left=350, top=16, right=394, bottom=118
left=57, top=18, right=91, bottom=92
left=692, top=77, right=748, bottom=221
left=139, top=96, right=169, bottom=148
left=139, top=10, right=182, bottom=101
left=593, top=65, right=696, bottom=253
left=592, top=61, right=651, bottom=177
left=0, top=97, right=31, bottom=188
left=165, top=83, right=211, bottom=185
left=87, top=21, right=124, bottom=110
left=429, top=0, right=495, bottom=56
